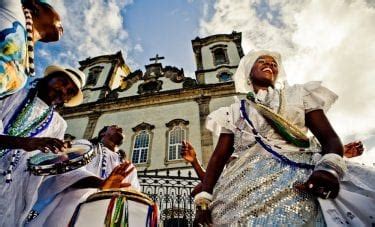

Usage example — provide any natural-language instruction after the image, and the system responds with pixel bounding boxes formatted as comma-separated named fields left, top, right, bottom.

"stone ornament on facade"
left=132, top=122, right=156, bottom=132
left=137, top=79, right=163, bottom=95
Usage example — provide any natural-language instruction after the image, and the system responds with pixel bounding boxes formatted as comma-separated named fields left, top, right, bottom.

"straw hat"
left=44, top=65, right=86, bottom=107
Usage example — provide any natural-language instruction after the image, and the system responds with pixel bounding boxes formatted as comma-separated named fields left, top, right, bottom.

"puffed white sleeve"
left=302, top=81, right=338, bottom=113
left=205, top=101, right=241, bottom=136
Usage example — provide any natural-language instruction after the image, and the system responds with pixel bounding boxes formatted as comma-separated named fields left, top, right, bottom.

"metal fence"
left=138, top=169, right=200, bottom=227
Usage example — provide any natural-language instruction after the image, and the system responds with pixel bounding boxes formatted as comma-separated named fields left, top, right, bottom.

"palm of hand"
left=182, top=150, right=196, bottom=162
left=344, top=141, right=364, bottom=158
left=101, top=162, right=133, bottom=190
left=181, top=141, right=196, bottom=163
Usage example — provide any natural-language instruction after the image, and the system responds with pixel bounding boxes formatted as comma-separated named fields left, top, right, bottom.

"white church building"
left=62, top=31, right=244, bottom=176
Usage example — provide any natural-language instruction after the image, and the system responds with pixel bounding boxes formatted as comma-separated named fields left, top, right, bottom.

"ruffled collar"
left=255, top=86, right=277, bottom=106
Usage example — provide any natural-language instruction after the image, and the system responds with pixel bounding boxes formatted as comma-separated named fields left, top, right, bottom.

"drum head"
left=28, top=143, right=94, bottom=176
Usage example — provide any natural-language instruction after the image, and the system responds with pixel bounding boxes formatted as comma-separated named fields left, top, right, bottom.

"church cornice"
left=194, top=65, right=238, bottom=74
left=132, top=122, right=155, bottom=132
left=62, top=82, right=236, bottom=119
left=78, top=51, right=125, bottom=70
left=165, top=119, right=189, bottom=128
left=191, top=31, right=242, bottom=53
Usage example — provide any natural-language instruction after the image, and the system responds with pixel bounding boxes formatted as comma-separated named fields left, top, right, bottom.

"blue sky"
left=35, top=0, right=375, bottom=165
left=123, top=0, right=204, bottom=73
left=35, top=0, right=214, bottom=77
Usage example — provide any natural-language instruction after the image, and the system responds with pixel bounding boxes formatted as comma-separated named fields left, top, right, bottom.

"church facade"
left=62, top=31, right=244, bottom=175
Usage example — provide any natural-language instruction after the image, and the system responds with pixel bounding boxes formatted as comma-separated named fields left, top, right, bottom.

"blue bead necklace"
left=1, top=90, right=54, bottom=183
left=240, top=99, right=315, bottom=170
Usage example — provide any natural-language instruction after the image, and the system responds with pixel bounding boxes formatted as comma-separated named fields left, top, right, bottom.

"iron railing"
left=138, top=169, right=200, bottom=227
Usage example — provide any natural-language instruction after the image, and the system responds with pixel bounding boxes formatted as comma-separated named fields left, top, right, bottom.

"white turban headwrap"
left=233, top=50, right=287, bottom=93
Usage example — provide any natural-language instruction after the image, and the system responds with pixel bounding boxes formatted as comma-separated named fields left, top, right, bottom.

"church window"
left=130, top=122, right=155, bottom=166
left=218, top=71, right=233, bottom=82
left=211, top=45, right=229, bottom=66
left=168, top=126, right=186, bottom=160
left=165, top=119, right=189, bottom=162
left=131, top=130, right=150, bottom=164
left=86, top=66, right=104, bottom=87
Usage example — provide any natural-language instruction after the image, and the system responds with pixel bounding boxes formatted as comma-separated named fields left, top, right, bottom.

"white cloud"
left=199, top=0, right=375, bottom=141
left=40, top=0, right=134, bottom=68
left=133, top=43, right=144, bottom=53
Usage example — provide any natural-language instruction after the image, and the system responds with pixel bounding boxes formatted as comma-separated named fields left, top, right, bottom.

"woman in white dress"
left=193, top=50, right=374, bottom=226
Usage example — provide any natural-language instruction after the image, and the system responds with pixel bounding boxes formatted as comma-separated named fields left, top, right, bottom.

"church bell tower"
left=192, top=31, right=243, bottom=85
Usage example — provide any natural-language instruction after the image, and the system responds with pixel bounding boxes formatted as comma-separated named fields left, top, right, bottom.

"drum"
left=27, top=143, right=95, bottom=176
left=69, top=189, right=158, bottom=227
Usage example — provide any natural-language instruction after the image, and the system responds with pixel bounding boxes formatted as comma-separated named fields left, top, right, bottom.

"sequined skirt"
left=210, top=144, right=325, bottom=226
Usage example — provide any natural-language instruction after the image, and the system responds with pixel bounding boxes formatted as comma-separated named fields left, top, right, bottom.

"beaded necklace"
left=1, top=90, right=54, bottom=183
left=23, top=7, right=35, bottom=77
left=240, top=99, right=315, bottom=170
left=246, top=91, right=310, bottom=147
left=97, top=143, right=108, bottom=178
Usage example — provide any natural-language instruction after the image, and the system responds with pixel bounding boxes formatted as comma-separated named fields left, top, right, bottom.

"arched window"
left=211, top=45, right=229, bottom=66
left=86, top=66, right=104, bottom=87
left=213, top=49, right=226, bottom=65
left=168, top=126, right=186, bottom=160
left=130, top=123, right=154, bottom=166
left=131, top=130, right=150, bottom=164
left=165, top=119, right=189, bottom=162
left=218, top=71, right=232, bottom=82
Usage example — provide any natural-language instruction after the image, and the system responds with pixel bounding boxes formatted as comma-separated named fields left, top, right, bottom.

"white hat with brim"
left=44, top=65, right=86, bottom=107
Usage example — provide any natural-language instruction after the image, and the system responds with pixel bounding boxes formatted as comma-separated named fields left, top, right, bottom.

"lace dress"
left=206, top=81, right=337, bottom=226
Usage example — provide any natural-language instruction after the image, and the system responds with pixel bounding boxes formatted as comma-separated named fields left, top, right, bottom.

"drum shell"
left=69, top=189, right=158, bottom=227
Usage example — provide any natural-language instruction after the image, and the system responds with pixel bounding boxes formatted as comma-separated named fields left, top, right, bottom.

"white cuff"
left=315, top=153, right=347, bottom=179
left=193, top=191, right=213, bottom=206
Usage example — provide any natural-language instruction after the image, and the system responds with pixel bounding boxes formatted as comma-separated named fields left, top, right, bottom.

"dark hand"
left=295, top=170, right=339, bottom=199
left=22, top=137, right=66, bottom=153
left=194, top=208, right=212, bottom=226
left=101, top=161, right=134, bottom=189
left=181, top=140, right=197, bottom=163
left=64, top=140, right=72, bottom=148
left=344, top=141, right=364, bottom=158
left=191, top=183, right=203, bottom=197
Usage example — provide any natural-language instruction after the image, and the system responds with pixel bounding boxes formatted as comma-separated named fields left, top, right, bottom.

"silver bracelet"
left=314, top=166, right=340, bottom=180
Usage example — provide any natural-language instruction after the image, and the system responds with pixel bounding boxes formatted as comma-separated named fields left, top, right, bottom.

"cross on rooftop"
left=149, top=54, right=165, bottom=64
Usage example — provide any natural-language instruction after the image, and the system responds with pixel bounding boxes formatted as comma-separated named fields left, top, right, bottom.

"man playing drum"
left=26, top=125, right=141, bottom=227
